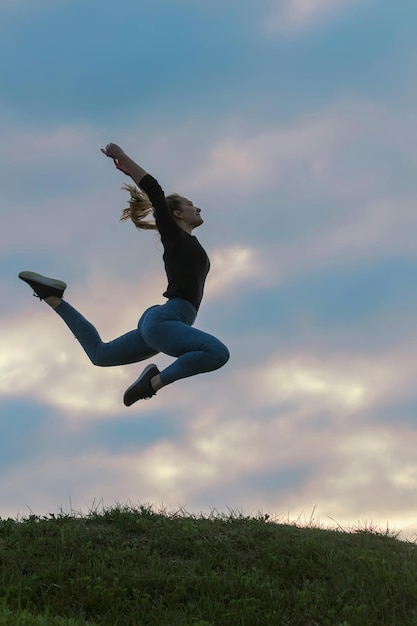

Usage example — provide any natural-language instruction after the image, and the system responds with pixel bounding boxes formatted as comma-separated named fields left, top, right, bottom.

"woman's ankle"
left=151, top=374, right=164, bottom=392
left=44, top=296, right=62, bottom=309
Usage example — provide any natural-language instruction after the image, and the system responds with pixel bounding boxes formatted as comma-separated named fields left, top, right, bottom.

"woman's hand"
left=101, top=144, right=148, bottom=185
left=101, top=143, right=125, bottom=159
left=101, top=143, right=132, bottom=176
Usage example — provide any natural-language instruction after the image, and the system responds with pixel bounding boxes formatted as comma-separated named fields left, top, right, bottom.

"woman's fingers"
left=101, top=143, right=122, bottom=158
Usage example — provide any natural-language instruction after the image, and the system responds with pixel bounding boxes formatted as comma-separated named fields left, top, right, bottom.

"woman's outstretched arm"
left=101, top=143, right=177, bottom=236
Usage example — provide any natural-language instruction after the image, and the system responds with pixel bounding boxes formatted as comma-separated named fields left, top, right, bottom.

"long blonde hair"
left=120, top=183, right=183, bottom=231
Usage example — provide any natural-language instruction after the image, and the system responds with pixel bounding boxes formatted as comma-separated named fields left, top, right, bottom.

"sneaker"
left=18, top=271, right=67, bottom=300
left=123, top=364, right=160, bottom=406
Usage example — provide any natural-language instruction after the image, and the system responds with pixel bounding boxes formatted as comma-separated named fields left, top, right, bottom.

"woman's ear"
left=172, top=209, right=183, bottom=220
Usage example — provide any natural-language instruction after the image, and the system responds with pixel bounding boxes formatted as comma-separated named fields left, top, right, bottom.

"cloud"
left=290, top=425, right=417, bottom=537
left=236, top=350, right=404, bottom=423
left=264, top=0, right=364, bottom=32
left=205, top=245, right=264, bottom=298
left=180, top=99, right=395, bottom=196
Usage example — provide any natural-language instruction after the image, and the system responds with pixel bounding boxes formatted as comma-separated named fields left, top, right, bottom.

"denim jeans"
left=55, top=297, right=229, bottom=386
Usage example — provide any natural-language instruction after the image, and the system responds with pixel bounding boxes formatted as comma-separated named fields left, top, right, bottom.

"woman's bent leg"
left=141, top=300, right=229, bottom=386
left=55, top=301, right=158, bottom=366
left=157, top=325, right=229, bottom=385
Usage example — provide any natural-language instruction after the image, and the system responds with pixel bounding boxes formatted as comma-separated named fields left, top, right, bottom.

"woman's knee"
left=221, top=344, right=230, bottom=367
left=90, top=353, right=108, bottom=367
left=210, top=341, right=230, bottom=370
left=88, top=346, right=112, bottom=367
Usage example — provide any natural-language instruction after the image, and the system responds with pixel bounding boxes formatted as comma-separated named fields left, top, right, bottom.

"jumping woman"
left=19, top=143, right=230, bottom=406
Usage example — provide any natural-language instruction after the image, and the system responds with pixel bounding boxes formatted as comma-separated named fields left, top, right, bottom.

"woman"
left=19, top=143, right=229, bottom=406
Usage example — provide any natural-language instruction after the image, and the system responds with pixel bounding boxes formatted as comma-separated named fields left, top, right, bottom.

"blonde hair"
left=120, top=183, right=183, bottom=231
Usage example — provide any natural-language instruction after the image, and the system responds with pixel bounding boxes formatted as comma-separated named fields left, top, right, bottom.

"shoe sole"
left=124, top=364, right=158, bottom=406
left=18, top=271, right=67, bottom=292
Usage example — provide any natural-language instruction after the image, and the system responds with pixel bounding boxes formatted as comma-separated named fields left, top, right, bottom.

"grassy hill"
left=0, top=504, right=416, bottom=625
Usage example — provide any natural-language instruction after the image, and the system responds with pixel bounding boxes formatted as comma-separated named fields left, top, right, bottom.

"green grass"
left=0, top=504, right=416, bottom=625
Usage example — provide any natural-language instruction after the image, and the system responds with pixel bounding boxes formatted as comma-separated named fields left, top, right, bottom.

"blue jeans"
left=55, top=298, right=229, bottom=386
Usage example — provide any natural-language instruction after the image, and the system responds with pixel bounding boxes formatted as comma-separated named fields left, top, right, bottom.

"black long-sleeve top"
left=139, top=174, right=210, bottom=311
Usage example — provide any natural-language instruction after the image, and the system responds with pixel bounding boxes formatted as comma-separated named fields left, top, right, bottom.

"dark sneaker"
left=123, top=364, right=160, bottom=406
left=18, top=271, right=67, bottom=300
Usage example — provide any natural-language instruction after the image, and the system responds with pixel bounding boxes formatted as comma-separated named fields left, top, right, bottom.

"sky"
left=1, top=0, right=417, bottom=538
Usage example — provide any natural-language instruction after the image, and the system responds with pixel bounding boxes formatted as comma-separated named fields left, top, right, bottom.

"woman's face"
left=176, top=197, right=204, bottom=229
